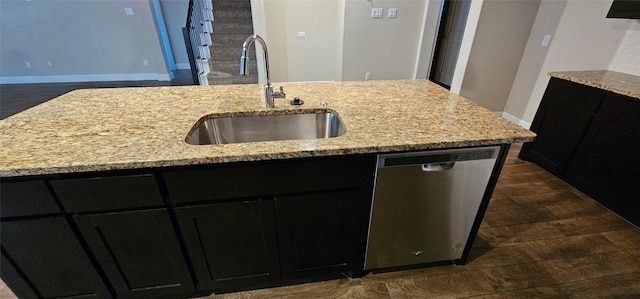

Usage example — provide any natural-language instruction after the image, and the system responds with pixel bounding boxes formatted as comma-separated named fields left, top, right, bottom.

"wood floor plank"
left=558, top=273, right=640, bottom=297
left=464, top=286, right=570, bottom=299
left=480, top=262, right=562, bottom=292
left=601, top=228, right=640, bottom=249
left=525, top=234, right=620, bottom=261
left=464, top=242, right=538, bottom=269
left=385, top=270, right=495, bottom=299
left=565, top=250, right=640, bottom=280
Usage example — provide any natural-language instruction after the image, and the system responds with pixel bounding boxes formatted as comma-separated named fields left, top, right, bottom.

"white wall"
left=504, top=0, right=632, bottom=126
left=254, top=0, right=433, bottom=83
left=609, top=20, right=640, bottom=76
left=458, top=0, right=541, bottom=112
left=159, top=0, right=190, bottom=70
left=0, top=0, right=177, bottom=83
left=342, top=0, right=427, bottom=81
left=260, top=0, right=343, bottom=82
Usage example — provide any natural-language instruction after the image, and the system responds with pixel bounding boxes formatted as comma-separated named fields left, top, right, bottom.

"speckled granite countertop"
left=0, top=80, right=535, bottom=177
left=549, top=70, right=640, bottom=99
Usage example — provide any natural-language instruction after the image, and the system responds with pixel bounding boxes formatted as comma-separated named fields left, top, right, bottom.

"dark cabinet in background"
left=519, top=78, right=604, bottom=176
left=520, top=77, right=640, bottom=226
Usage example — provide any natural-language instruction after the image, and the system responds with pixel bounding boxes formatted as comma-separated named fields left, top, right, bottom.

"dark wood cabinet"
left=519, top=78, right=604, bottom=176
left=164, top=154, right=377, bottom=291
left=520, top=77, right=640, bottom=226
left=75, top=209, right=194, bottom=297
left=565, top=119, right=640, bottom=210
left=2, top=154, right=377, bottom=297
left=175, top=200, right=280, bottom=290
left=51, top=174, right=164, bottom=212
left=275, top=189, right=371, bottom=278
left=0, top=181, right=60, bottom=218
left=1, top=217, right=110, bottom=298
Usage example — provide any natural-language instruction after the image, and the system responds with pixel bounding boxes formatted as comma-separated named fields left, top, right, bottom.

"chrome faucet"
left=240, top=34, right=286, bottom=108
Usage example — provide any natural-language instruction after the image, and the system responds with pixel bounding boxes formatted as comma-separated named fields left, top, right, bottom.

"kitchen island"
left=0, top=80, right=534, bottom=298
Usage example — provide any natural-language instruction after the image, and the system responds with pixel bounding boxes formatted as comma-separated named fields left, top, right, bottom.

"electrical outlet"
left=143, top=59, right=149, bottom=66
left=365, top=72, right=372, bottom=80
left=371, top=8, right=383, bottom=18
left=125, top=7, right=134, bottom=15
left=388, top=8, right=397, bottom=18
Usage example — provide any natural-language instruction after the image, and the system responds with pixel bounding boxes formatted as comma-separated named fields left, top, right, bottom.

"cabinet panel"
left=566, top=120, right=640, bottom=210
left=275, top=189, right=371, bottom=278
left=520, top=101, right=593, bottom=175
left=51, top=174, right=163, bottom=212
left=541, top=78, right=603, bottom=113
left=0, top=181, right=59, bottom=218
left=598, top=92, right=640, bottom=130
left=176, top=200, right=280, bottom=290
left=1, top=217, right=110, bottom=298
left=75, top=209, right=194, bottom=297
left=163, top=155, right=375, bottom=204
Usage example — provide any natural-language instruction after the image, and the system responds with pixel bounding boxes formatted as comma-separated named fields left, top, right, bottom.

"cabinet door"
left=275, top=189, right=371, bottom=278
left=519, top=78, right=603, bottom=176
left=1, top=181, right=60, bottom=218
left=1, top=217, right=110, bottom=298
left=176, top=200, right=280, bottom=290
left=566, top=119, right=640, bottom=211
left=75, top=209, right=194, bottom=298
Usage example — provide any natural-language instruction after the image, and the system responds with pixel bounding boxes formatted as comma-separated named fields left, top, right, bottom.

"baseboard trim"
left=0, top=73, right=173, bottom=84
left=499, top=112, right=531, bottom=129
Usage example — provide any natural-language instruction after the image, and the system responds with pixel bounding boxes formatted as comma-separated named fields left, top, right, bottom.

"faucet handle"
left=273, top=86, right=286, bottom=98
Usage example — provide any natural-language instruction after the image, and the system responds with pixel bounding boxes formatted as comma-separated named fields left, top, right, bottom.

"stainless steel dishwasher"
left=365, top=146, right=500, bottom=270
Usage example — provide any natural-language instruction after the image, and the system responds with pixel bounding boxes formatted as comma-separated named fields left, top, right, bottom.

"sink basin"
left=186, top=111, right=346, bottom=145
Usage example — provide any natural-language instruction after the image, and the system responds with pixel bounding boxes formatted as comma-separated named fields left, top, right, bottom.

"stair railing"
left=183, top=0, right=213, bottom=85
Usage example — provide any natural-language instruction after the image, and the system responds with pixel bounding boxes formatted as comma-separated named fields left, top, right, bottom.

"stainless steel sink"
left=186, top=112, right=346, bottom=145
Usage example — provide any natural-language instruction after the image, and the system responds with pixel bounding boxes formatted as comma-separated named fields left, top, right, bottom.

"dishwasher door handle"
left=422, top=162, right=455, bottom=171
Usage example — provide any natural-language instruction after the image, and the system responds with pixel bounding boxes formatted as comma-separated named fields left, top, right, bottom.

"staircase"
left=207, top=0, right=258, bottom=85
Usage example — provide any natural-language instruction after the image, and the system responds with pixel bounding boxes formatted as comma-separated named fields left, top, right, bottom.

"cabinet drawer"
left=51, top=174, right=163, bottom=212
left=1, top=181, right=60, bottom=218
left=598, top=92, right=640, bottom=131
left=163, top=155, right=375, bottom=204
left=543, top=78, right=604, bottom=113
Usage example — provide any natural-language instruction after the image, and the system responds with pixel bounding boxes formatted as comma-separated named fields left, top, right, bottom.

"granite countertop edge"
left=549, top=70, right=640, bottom=99
left=0, top=79, right=536, bottom=178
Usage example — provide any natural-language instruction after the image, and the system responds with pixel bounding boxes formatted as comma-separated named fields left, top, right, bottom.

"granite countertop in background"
left=0, top=80, right=535, bottom=177
left=549, top=70, right=640, bottom=99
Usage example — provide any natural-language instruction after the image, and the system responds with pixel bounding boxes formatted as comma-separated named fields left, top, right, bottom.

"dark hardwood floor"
left=0, top=70, right=195, bottom=119
left=1, top=78, right=638, bottom=298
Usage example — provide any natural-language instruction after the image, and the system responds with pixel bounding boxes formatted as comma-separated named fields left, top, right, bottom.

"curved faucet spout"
left=240, top=34, right=285, bottom=108
left=240, top=34, right=269, bottom=80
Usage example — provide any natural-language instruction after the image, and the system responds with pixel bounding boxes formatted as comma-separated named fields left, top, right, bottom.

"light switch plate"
left=371, top=8, right=383, bottom=18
